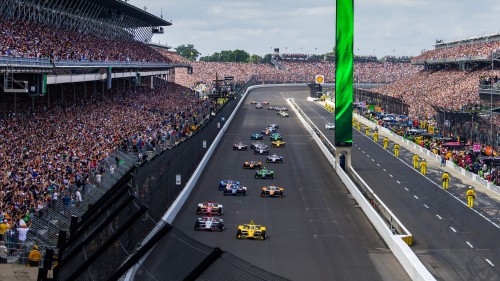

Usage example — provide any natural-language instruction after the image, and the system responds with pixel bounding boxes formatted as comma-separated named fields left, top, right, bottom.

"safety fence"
left=42, top=78, right=287, bottom=280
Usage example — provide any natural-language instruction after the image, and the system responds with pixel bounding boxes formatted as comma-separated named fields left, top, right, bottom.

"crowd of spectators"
left=0, top=82, right=217, bottom=250
left=413, top=40, right=500, bottom=62
left=373, top=69, right=500, bottom=118
left=0, top=19, right=169, bottom=63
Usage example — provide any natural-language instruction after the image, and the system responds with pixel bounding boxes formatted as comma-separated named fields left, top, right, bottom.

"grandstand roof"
left=88, top=0, right=171, bottom=27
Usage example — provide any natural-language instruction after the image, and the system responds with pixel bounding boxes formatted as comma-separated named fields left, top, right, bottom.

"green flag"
left=335, top=0, right=353, bottom=146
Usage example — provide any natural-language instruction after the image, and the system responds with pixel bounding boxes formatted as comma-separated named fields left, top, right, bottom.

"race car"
left=223, top=183, right=248, bottom=196
left=233, top=141, right=248, bottom=150
left=195, top=217, right=224, bottom=231
left=271, top=140, right=286, bottom=148
left=270, top=133, right=283, bottom=141
left=218, top=180, right=240, bottom=191
left=261, top=127, right=276, bottom=135
left=268, top=123, right=279, bottom=129
left=261, top=185, right=284, bottom=198
left=196, top=202, right=223, bottom=215
left=251, top=133, right=264, bottom=140
left=243, top=160, right=262, bottom=169
left=255, top=169, right=274, bottom=179
left=236, top=220, right=266, bottom=240
left=255, top=103, right=263, bottom=109
left=262, top=101, right=269, bottom=105
left=254, top=146, right=270, bottom=155
left=266, top=154, right=284, bottom=163
left=275, top=107, right=288, bottom=111
left=251, top=141, right=267, bottom=149
left=278, top=111, right=289, bottom=118
left=325, top=123, right=335, bottom=130
left=267, top=106, right=275, bottom=110
left=250, top=101, right=258, bottom=104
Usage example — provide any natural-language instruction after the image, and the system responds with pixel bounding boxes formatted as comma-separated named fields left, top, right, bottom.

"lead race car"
left=196, top=201, right=223, bottom=215
left=218, top=179, right=240, bottom=191
left=261, top=185, right=284, bottom=198
left=255, top=169, right=274, bottom=179
left=266, top=153, right=284, bottom=163
left=236, top=220, right=266, bottom=240
left=243, top=160, right=262, bottom=169
left=233, top=141, right=248, bottom=150
left=195, top=217, right=224, bottom=231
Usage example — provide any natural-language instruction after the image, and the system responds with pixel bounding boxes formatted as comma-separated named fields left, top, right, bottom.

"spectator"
left=28, top=245, right=41, bottom=267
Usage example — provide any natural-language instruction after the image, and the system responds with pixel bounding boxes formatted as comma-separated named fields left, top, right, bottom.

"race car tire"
left=194, top=221, right=200, bottom=231
left=223, top=190, right=228, bottom=196
left=236, top=230, right=242, bottom=239
left=260, top=191, right=265, bottom=197
left=233, top=147, right=236, bottom=150
left=218, top=224, right=224, bottom=232
left=270, top=175, right=274, bottom=179
left=218, top=209, right=222, bottom=216
left=196, top=207, right=201, bottom=215
left=280, top=192, right=284, bottom=198
left=261, top=230, right=266, bottom=240
left=255, top=175, right=259, bottom=179
left=280, top=160, right=283, bottom=163
left=266, top=160, right=270, bottom=163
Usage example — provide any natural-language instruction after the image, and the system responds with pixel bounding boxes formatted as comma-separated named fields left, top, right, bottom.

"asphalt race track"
left=173, top=87, right=411, bottom=281
left=285, top=85, right=500, bottom=281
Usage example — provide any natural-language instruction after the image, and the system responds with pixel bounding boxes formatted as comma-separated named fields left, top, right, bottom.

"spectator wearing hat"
left=28, top=245, right=41, bottom=267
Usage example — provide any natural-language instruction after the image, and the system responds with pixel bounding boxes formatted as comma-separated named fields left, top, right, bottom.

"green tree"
left=261, top=54, right=273, bottom=64
left=248, top=54, right=262, bottom=63
left=175, top=44, right=200, bottom=61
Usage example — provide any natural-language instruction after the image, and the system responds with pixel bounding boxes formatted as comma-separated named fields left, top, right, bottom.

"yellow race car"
left=271, top=140, right=286, bottom=148
left=236, top=220, right=267, bottom=240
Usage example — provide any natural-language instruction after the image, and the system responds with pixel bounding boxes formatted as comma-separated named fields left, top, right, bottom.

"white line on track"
left=383, top=169, right=387, bottom=172
left=450, top=227, right=457, bottom=233
left=485, top=259, right=494, bottom=267
left=424, top=204, right=429, bottom=208
left=362, top=151, right=365, bottom=153
left=367, top=155, right=370, bottom=157
left=466, top=241, right=474, bottom=248
left=389, top=174, right=393, bottom=178
left=396, top=181, right=400, bottom=184
left=436, top=215, right=443, bottom=220
left=371, top=159, right=375, bottom=162
left=414, top=195, right=419, bottom=200
left=376, top=163, right=380, bottom=166
left=352, top=124, right=500, bottom=230
left=404, top=188, right=409, bottom=191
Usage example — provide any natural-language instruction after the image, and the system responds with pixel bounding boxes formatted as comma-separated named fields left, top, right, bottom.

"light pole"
left=490, top=49, right=493, bottom=146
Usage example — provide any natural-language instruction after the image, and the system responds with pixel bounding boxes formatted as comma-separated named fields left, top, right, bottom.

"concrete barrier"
left=291, top=99, right=435, bottom=281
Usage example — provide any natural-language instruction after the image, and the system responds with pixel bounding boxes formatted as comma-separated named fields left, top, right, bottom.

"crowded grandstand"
left=1, top=0, right=500, bottom=280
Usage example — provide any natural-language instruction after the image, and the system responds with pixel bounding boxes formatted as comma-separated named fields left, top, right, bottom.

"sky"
left=128, top=0, right=500, bottom=58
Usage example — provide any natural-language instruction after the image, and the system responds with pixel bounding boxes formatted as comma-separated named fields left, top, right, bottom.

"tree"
left=248, top=54, right=262, bottom=64
left=175, top=44, right=200, bottom=61
left=261, top=54, right=273, bottom=64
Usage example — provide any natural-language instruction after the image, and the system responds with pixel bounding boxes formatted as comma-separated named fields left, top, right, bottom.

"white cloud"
left=129, top=0, right=500, bottom=58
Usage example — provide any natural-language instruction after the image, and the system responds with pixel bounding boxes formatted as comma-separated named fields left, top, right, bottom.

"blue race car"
left=218, top=180, right=241, bottom=191
left=251, top=133, right=264, bottom=140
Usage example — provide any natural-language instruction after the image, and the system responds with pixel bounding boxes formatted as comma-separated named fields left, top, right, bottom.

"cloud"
left=130, top=0, right=500, bottom=58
